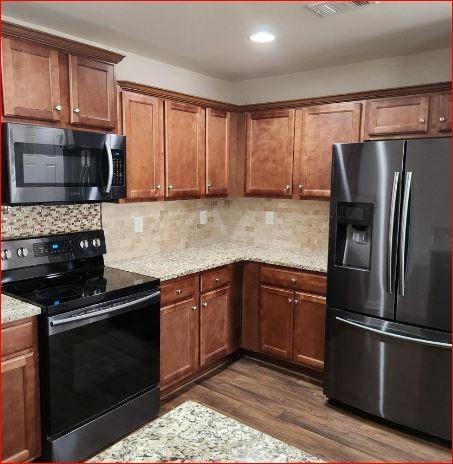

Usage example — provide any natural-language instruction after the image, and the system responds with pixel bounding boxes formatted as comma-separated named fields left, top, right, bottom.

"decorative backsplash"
left=1, top=204, right=101, bottom=239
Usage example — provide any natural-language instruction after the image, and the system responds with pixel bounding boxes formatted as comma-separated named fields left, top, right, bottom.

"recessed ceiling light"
left=249, top=31, right=275, bottom=43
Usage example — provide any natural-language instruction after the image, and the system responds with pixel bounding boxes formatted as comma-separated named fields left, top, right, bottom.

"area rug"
left=89, top=400, right=323, bottom=462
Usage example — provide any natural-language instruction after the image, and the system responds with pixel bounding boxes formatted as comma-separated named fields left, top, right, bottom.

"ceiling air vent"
left=306, top=1, right=379, bottom=17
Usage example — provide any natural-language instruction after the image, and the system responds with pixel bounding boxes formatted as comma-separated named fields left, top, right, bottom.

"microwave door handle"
left=387, top=172, right=400, bottom=293
left=104, top=138, right=113, bottom=194
left=398, top=171, right=412, bottom=296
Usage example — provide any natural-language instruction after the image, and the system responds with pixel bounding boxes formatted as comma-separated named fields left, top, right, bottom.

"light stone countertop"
left=1, top=293, right=41, bottom=325
left=107, top=241, right=328, bottom=282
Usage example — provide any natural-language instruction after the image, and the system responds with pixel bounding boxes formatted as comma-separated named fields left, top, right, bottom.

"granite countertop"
left=107, top=241, right=327, bottom=282
left=1, top=293, right=41, bottom=325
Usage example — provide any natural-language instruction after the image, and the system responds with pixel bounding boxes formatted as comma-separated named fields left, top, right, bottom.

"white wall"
left=232, top=48, right=451, bottom=105
left=1, top=16, right=235, bottom=103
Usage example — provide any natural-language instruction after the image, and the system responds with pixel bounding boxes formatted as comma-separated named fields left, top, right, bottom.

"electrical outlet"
left=266, top=211, right=274, bottom=225
left=200, top=210, right=207, bottom=225
left=134, top=216, right=144, bottom=233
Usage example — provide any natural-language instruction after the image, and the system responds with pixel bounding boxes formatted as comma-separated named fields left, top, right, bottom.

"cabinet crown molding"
left=2, top=21, right=125, bottom=64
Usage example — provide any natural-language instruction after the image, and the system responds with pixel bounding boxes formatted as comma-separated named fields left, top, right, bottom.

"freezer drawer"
left=324, top=307, right=451, bottom=440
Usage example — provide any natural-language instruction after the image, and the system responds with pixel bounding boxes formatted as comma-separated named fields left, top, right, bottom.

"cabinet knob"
left=288, top=298, right=293, bottom=303
left=191, top=306, right=197, bottom=311
left=439, top=116, right=447, bottom=123
left=202, top=302, right=208, bottom=307
left=418, top=118, right=425, bottom=124
left=293, top=299, right=299, bottom=304
left=298, top=184, right=304, bottom=191
left=156, top=184, right=161, bottom=189
left=215, top=277, right=220, bottom=282
left=73, top=107, right=80, bottom=114
left=176, top=289, right=182, bottom=294
left=207, top=184, right=212, bottom=188
left=291, top=278, right=296, bottom=283
left=54, top=105, right=62, bottom=112
left=168, top=185, right=174, bottom=190
left=285, top=185, right=291, bottom=191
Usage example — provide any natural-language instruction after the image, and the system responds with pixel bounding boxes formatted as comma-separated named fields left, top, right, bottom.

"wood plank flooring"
left=161, top=357, right=451, bottom=462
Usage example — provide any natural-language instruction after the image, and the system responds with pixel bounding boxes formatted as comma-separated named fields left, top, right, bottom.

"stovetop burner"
left=34, top=286, right=86, bottom=303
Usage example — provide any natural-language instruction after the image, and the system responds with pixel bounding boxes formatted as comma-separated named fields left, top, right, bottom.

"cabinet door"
left=206, top=108, right=230, bottom=196
left=431, top=92, right=451, bottom=134
left=200, top=287, right=229, bottom=367
left=294, top=102, right=361, bottom=198
left=122, top=91, right=164, bottom=200
left=259, top=285, right=294, bottom=360
left=2, top=352, right=40, bottom=463
left=245, top=109, right=295, bottom=197
left=69, top=55, right=116, bottom=128
left=160, top=298, right=199, bottom=387
left=2, top=37, right=61, bottom=122
left=293, top=292, right=326, bottom=371
left=365, top=95, right=429, bottom=137
left=165, top=101, right=205, bottom=198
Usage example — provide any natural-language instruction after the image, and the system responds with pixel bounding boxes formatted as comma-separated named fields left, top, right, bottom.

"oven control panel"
left=1, top=230, right=106, bottom=271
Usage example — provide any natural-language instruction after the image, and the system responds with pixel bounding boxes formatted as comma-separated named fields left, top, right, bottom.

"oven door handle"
left=50, top=291, right=160, bottom=327
left=104, top=138, right=114, bottom=194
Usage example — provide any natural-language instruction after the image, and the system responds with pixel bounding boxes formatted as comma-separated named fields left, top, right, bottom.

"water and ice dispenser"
left=335, top=202, right=373, bottom=270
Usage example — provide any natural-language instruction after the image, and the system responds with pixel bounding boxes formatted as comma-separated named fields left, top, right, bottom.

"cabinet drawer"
left=161, top=275, right=197, bottom=306
left=260, top=266, right=326, bottom=294
left=201, top=266, right=231, bottom=292
left=1, top=318, right=38, bottom=360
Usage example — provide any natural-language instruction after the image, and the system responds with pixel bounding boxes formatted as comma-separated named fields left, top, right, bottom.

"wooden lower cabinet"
left=293, top=292, right=326, bottom=371
left=200, top=287, right=229, bottom=367
left=259, top=285, right=294, bottom=360
left=1, top=319, right=41, bottom=463
left=160, top=297, right=199, bottom=387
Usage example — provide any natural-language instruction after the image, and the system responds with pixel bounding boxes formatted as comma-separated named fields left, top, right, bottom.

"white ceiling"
left=2, top=1, right=451, bottom=81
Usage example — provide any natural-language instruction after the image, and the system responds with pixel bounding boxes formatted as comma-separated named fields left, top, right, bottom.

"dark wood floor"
left=161, top=357, right=451, bottom=462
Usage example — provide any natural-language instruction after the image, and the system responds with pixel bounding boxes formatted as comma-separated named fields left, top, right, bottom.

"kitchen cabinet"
left=259, top=285, right=294, bottom=360
left=431, top=92, right=451, bottom=134
left=69, top=55, right=117, bottom=129
left=294, top=102, right=361, bottom=198
left=164, top=101, right=205, bottom=199
left=1, top=318, right=41, bottom=463
left=206, top=108, right=230, bottom=196
left=364, top=95, right=430, bottom=138
left=245, top=109, right=295, bottom=197
left=200, top=287, right=230, bottom=367
left=122, top=91, right=164, bottom=200
left=2, top=37, right=62, bottom=122
left=293, top=292, right=326, bottom=371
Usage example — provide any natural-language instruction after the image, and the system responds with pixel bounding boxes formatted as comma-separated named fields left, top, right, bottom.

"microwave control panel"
left=112, top=150, right=125, bottom=186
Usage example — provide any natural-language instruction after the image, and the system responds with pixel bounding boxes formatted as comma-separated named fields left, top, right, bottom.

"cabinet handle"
left=156, top=184, right=161, bottom=189
left=168, top=185, right=174, bottom=190
left=202, top=302, right=208, bottom=307
left=191, top=306, right=197, bottom=311
left=439, top=116, right=447, bottom=122
left=298, top=184, right=304, bottom=191
left=215, top=277, right=220, bottom=282
left=418, top=118, right=425, bottom=124
left=54, top=105, right=62, bottom=112
left=288, top=298, right=293, bottom=303
left=176, top=289, right=182, bottom=294
left=73, top=107, right=80, bottom=114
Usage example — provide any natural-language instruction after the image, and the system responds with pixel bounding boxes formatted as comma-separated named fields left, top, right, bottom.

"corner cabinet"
left=164, top=101, right=205, bottom=199
left=122, top=91, right=164, bottom=200
left=294, top=102, right=361, bottom=198
left=245, top=109, right=295, bottom=197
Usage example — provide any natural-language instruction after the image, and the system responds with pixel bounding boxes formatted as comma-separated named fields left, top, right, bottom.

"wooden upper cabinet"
left=200, top=287, right=229, bottom=367
left=122, top=91, right=164, bottom=200
left=206, top=108, right=230, bottom=196
left=431, top=92, right=451, bottom=134
left=294, top=102, right=361, bottom=198
left=259, top=285, right=294, bottom=360
left=2, top=37, right=61, bottom=122
left=293, top=292, right=326, bottom=371
left=160, top=297, right=199, bottom=387
left=245, top=109, right=295, bottom=197
left=165, top=101, right=205, bottom=199
left=69, top=55, right=116, bottom=129
left=365, top=95, right=430, bottom=137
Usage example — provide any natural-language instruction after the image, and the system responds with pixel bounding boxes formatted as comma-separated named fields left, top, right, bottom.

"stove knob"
left=92, top=238, right=101, bottom=247
left=79, top=240, right=89, bottom=249
left=17, top=247, right=29, bottom=258
left=1, top=249, right=12, bottom=260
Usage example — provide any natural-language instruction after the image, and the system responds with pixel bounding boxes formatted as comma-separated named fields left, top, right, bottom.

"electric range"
left=1, top=230, right=161, bottom=462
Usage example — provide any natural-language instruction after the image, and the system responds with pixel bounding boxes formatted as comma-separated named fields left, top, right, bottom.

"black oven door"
left=41, top=289, right=160, bottom=438
left=2, top=122, right=126, bottom=204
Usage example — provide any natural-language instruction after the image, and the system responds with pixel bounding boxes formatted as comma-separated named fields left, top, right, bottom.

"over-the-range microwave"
left=2, top=123, right=126, bottom=205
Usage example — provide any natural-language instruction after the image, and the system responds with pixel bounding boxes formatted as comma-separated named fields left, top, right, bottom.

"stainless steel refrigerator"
left=324, top=138, right=451, bottom=440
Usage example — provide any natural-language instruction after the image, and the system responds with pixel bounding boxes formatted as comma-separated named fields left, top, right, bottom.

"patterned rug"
left=89, top=400, right=323, bottom=462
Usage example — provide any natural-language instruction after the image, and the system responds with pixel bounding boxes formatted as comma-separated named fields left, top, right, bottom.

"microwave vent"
left=306, top=1, right=380, bottom=17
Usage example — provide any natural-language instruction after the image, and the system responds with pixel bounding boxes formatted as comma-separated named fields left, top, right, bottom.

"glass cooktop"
left=3, top=266, right=159, bottom=313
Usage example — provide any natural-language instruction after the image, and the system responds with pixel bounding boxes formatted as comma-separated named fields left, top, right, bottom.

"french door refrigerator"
left=324, top=138, right=451, bottom=440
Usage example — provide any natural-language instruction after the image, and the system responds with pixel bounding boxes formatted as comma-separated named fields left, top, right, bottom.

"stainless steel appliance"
left=2, top=123, right=126, bottom=205
left=2, top=231, right=160, bottom=461
left=324, top=138, right=451, bottom=440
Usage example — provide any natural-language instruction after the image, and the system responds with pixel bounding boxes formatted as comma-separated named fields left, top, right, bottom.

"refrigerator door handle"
left=398, top=171, right=412, bottom=296
left=336, top=317, right=452, bottom=349
left=387, top=172, right=400, bottom=293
